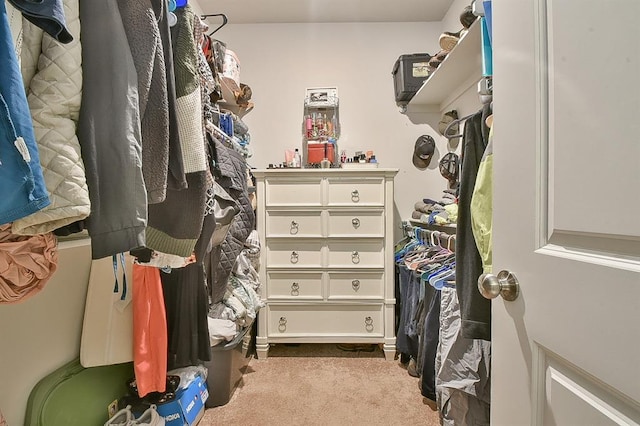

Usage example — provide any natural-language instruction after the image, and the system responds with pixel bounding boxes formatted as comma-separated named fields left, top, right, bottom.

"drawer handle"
left=351, top=218, right=360, bottom=228
left=291, top=282, right=300, bottom=296
left=351, top=251, right=360, bottom=264
left=351, top=189, right=360, bottom=202
left=290, top=220, right=299, bottom=234
left=290, top=251, right=299, bottom=263
left=279, top=316, right=287, bottom=332
left=352, top=279, right=360, bottom=291
left=365, top=316, right=374, bottom=331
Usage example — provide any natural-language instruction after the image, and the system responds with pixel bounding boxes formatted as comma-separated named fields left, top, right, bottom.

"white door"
left=491, top=0, right=640, bottom=424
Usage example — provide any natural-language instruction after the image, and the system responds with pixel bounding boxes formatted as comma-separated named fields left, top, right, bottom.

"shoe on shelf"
left=427, top=50, right=449, bottom=70
left=439, top=29, right=467, bottom=51
left=460, top=5, right=477, bottom=29
left=133, top=405, right=165, bottom=426
left=105, top=405, right=133, bottom=426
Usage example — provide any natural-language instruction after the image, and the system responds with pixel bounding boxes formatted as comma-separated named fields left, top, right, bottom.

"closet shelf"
left=407, top=19, right=482, bottom=113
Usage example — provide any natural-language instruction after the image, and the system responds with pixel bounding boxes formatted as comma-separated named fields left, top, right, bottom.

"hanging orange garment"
left=132, top=263, right=167, bottom=397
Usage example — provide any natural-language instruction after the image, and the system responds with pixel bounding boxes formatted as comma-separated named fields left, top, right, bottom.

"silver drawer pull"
left=291, top=282, right=300, bottom=296
left=351, top=251, right=360, bottom=264
left=290, top=220, right=299, bottom=234
left=290, top=251, right=299, bottom=263
left=351, top=189, right=360, bottom=202
left=351, top=218, right=360, bottom=228
left=352, top=279, right=361, bottom=291
left=278, top=316, right=287, bottom=332
left=365, top=316, right=374, bottom=331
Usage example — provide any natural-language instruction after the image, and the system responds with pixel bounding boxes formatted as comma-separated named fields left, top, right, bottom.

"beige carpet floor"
left=200, top=344, right=439, bottom=426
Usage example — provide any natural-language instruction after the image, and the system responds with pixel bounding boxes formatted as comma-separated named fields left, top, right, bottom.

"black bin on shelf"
left=392, top=53, right=431, bottom=103
left=203, top=324, right=253, bottom=408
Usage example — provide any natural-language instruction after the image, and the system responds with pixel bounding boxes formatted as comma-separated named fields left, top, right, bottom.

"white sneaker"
left=133, top=405, right=165, bottom=426
left=105, top=405, right=133, bottom=426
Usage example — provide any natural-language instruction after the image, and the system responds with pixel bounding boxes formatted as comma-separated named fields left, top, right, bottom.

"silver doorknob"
left=478, top=270, right=520, bottom=301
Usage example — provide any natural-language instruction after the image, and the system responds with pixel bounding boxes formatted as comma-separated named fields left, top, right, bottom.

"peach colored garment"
left=0, top=224, right=57, bottom=304
left=132, top=263, right=168, bottom=397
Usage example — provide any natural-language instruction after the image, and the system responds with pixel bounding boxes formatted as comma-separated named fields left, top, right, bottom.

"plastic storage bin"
left=203, top=325, right=253, bottom=408
left=392, top=53, right=431, bottom=103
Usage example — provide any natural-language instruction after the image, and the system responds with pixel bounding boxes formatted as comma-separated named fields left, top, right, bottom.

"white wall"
left=0, top=242, right=92, bottom=426
left=215, top=22, right=459, bottom=227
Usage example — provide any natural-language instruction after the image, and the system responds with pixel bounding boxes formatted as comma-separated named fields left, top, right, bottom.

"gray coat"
left=77, top=0, right=147, bottom=259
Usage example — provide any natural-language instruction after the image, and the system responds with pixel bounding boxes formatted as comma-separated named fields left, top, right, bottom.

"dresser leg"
left=256, top=339, right=269, bottom=359
left=383, top=344, right=396, bottom=361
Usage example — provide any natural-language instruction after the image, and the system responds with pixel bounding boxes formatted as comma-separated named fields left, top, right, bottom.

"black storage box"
left=203, top=324, right=253, bottom=408
left=392, top=53, right=431, bottom=103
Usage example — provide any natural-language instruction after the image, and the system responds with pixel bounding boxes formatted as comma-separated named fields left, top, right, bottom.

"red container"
left=307, top=143, right=335, bottom=164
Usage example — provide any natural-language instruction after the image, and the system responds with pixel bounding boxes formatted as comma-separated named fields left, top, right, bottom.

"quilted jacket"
left=208, top=139, right=254, bottom=304
left=12, top=0, right=89, bottom=235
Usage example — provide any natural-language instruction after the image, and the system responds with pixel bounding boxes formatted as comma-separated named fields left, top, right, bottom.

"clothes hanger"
left=201, top=13, right=228, bottom=36
left=443, top=111, right=477, bottom=140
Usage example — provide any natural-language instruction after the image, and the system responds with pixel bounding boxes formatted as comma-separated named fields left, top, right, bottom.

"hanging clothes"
left=77, top=0, right=147, bottom=259
left=145, top=4, right=209, bottom=258
left=132, top=263, right=168, bottom=397
left=161, top=212, right=216, bottom=369
left=117, top=0, right=171, bottom=205
left=7, top=0, right=72, bottom=43
left=12, top=0, right=90, bottom=236
left=0, top=0, right=50, bottom=226
left=471, top=123, right=494, bottom=274
left=455, top=105, right=491, bottom=341
left=436, top=285, right=491, bottom=425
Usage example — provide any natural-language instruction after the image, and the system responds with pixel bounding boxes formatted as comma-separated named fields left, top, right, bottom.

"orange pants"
left=133, top=264, right=167, bottom=397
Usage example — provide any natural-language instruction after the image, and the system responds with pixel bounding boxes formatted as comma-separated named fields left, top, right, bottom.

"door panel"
left=492, top=0, right=640, bottom=424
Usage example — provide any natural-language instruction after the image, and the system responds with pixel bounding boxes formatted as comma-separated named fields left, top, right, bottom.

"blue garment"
left=7, top=0, right=72, bottom=43
left=0, top=1, right=50, bottom=225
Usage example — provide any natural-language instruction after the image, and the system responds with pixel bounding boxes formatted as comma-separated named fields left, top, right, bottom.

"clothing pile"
left=411, top=189, right=459, bottom=226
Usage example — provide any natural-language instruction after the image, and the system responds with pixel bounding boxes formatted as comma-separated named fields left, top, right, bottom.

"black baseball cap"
left=412, top=135, right=436, bottom=168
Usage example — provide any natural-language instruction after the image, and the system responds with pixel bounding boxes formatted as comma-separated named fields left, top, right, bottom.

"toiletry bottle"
left=294, top=149, right=301, bottom=168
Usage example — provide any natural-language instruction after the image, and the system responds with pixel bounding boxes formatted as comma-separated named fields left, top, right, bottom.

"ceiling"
left=197, top=0, right=454, bottom=24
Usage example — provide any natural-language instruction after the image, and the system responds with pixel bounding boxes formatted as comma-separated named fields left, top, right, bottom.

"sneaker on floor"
left=460, top=5, right=477, bottom=29
left=105, top=405, right=133, bottom=426
left=439, top=29, right=467, bottom=51
left=133, top=405, right=165, bottom=426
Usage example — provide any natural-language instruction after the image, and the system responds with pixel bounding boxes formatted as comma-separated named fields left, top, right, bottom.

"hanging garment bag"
left=80, top=253, right=134, bottom=367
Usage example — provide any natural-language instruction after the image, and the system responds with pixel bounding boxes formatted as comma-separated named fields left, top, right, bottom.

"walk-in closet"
left=1, top=0, right=638, bottom=425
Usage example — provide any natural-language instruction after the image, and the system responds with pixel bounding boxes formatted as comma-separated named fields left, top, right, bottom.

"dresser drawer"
left=268, top=304, right=383, bottom=336
left=326, top=177, right=384, bottom=206
left=327, top=210, right=384, bottom=237
left=327, top=241, right=384, bottom=268
left=328, top=271, right=384, bottom=299
left=266, top=178, right=322, bottom=206
left=266, top=241, right=323, bottom=268
left=266, top=211, right=323, bottom=237
left=267, top=272, right=323, bottom=300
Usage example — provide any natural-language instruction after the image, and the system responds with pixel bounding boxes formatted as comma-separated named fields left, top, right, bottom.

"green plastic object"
left=25, top=358, right=133, bottom=426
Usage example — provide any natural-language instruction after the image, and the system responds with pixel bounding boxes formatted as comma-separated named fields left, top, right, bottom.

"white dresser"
left=254, top=168, right=398, bottom=360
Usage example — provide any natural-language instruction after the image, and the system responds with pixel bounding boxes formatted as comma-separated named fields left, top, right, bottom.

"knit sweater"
left=118, top=0, right=170, bottom=204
